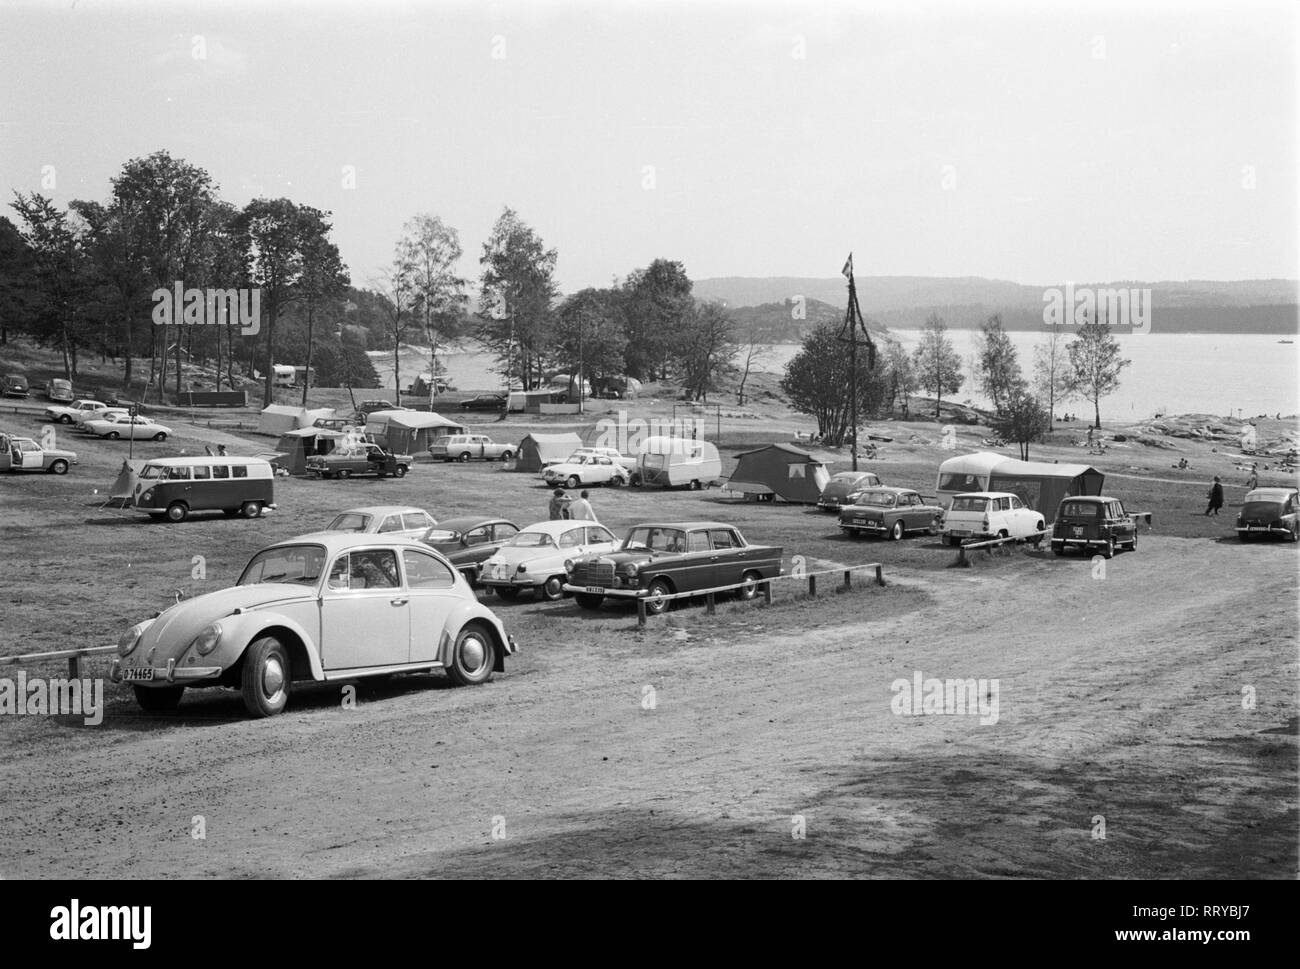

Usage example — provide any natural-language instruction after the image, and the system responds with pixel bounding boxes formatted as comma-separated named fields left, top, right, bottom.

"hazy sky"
left=1, top=0, right=1295, bottom=294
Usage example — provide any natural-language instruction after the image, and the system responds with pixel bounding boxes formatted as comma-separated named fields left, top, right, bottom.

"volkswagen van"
left=131, top=456, right=276, bottom=522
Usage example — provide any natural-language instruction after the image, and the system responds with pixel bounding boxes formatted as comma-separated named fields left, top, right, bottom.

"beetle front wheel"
left=241, top=636, right=291, bottom=717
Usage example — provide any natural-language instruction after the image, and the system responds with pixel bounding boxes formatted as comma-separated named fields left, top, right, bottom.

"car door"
left=319, top=549, right=409, bottom=670
left=1110, top=500, right=1134, bottom=545
left=1005, top=495, right=1033, bottom=537
left=679, top=529, right=719, bottom=591
left=402, top=549, right=461, bottom=664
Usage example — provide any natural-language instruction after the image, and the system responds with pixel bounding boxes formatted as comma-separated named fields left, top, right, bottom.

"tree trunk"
left=1093, top=397, right=1101, bottom=430
left=262, top=295, right=277, bottom=409
left=302, top=303, right=314, bottom=408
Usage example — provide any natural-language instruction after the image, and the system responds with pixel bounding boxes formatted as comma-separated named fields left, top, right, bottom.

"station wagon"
left=1050, top=495, right=1138, bottom=558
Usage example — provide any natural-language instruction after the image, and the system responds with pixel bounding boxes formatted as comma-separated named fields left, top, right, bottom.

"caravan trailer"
left=633, top=435, right=722, bottom=491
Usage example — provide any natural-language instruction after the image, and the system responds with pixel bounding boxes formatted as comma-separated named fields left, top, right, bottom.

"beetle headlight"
left=117, top=623, right=146, bottom=657
left=191, top=622, right=223, bottom=656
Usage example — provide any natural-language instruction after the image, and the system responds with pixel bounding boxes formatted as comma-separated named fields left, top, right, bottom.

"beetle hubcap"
left=262, top=658, right=285, bottom=697
left=460, top=636, right=486, bottom=671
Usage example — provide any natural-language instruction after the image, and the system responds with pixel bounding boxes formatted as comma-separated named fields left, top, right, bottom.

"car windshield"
left=1060, top=501, right=1100, bottom=518
left=238, top=545, right=326, bottom=586
left=509, top=531, right=555, bottom=548
left=622, top=527, right=687, bottom=552
left=327, top=513, right=373, bottom=531
left=138, top=464, right=163, bottom=479
left=855, top=492, right=896, bottom=507
left=950, top=496, right=989, bottom=512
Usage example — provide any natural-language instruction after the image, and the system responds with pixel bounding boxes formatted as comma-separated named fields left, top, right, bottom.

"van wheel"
left=445, top=624, right=496, bottom=686
left=165, top=501, right=189, bottom=523
left=540, top=575, right=565, bottom=601
left=458, top=452, right=471, bottom=463
left=889, top=520, right=904, bottom=541
left=240, top=501, right=262, bottom=519
left=134, top=685, right=184, bottom=713
left=49, top=459, right=69, bottom=475
left=241, top=636, right=291, bottom=717
left=500, top=450, right=513, bottom=461
left=566, top=475, right=580, bottom=489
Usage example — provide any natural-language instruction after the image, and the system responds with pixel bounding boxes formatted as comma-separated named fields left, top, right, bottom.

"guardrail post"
left=808, top=574, right=816, bottom=597
left=762, top=581, right=772, bottom=604
left=68, top=655, right=81, bottom=679
left=637, top=597, right=647, bottom=628
left=956, top=545, right=969, bottom=567
left=706, top=592, right=715, bottom=615
left=843, top=569, right=851, bottom=590
left=875, top=564, right=885, bottom=586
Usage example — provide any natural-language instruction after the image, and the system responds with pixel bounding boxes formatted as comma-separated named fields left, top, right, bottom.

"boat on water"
left=1278, top=339, right=1294, bottom=344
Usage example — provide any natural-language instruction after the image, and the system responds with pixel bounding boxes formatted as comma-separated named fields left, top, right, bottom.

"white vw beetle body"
left=111, top=532, right=518, bottom=717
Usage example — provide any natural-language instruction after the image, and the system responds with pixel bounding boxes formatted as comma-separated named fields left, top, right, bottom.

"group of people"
left=549, top=488, right=599, bottom=522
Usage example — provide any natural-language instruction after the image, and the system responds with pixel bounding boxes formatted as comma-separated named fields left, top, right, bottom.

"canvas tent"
left=272, top=426, right=346, bottom=475
left=257, top=404, right=303, bottom=436
left=365, top=410, right=465, bottom=456
left=936, top=451, right=1103, bottom=516
left=515, top=432, right=583, bottom=472
left=106, top=459, right=146, bottom=507
left=727, top=442, right=832, bottom=503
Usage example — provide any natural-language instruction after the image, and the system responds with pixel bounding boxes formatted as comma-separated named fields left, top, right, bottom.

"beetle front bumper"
left=110, top=658, right=223, bottom=685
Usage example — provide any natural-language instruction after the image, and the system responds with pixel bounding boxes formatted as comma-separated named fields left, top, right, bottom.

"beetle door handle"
left=390, top=598, right=408, bottom=606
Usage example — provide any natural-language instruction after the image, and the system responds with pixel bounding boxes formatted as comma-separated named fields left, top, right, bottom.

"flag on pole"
left=842, top=253, right=854, bottom=280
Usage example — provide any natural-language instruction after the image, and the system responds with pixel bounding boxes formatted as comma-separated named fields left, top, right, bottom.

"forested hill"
left=721, top=297, right=892, bottom=344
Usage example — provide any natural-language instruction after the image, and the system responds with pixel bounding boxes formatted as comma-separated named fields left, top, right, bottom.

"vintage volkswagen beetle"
left=1236, top=487, right=1300, bottom=542
left=111, top=533, right=517, bottom=717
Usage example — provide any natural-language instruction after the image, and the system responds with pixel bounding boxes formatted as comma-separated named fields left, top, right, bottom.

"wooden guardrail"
left=1, top=645, right=118, bottom=679
left=635, top=562, right=885, bottom=627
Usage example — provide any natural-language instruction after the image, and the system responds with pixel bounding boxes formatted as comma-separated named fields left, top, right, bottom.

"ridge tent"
left=727, top=442, right=831, bottom=503
left=257, top=404, right=304, bottom=436
left=365, top=410, right=465, bottom=456
left=272, top=426, right=346, bottom=475
left=515, top=432, right=583, bottom=472
left=935, top=451, right=1104, bottom=516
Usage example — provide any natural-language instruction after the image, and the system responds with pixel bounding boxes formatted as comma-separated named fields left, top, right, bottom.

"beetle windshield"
left=238, top=545, right=326, bottom=586
left=509, top=531, right=555, bottom=548
left=622, top=527, right=687, bottom=552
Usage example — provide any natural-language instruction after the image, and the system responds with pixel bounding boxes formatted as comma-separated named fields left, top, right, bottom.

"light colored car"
left=110, top=532, right=518, bottom=718
left=479, top=520, right=619, bottom=601
left=83, top=413, right=173, bottom=440
left=940, top=491, right=1045, bottom=546
left=545, top=446, right=637, bottom=474
left=0, top=432, right=77, bottom=474
left=430, top=433, right=516, bottom=462
left=45, top=378, right=74, bottom=403
left=541, top=453, right=631, bottom=489
left=75, top=405, right=129, bottom=429
left=45, top=398, right=107, bottom=424
left=325, top=505, right=437, bottom=538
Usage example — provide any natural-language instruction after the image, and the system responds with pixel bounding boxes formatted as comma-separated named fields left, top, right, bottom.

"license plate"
left=951, top=529, right=970, bottom=537
left=854, top=518, right=867, bottom=525
left=123, top=668, right=154, bottom=681
left=585, top=586, right=604, bottom=594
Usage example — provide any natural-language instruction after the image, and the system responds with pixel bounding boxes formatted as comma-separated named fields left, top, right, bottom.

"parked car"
left=110, top=532, right=518, bottom=717
left=1, top=374, right=30, bottom=397
left=429, top=433, right=516, bottom=462
left=1235, top=487, right=1300, bottom=542
left=75, top=406, right=129, bottom=430
left=564, top=522, right=784, bottom=615
left=352, top=400, right=402, bottom=422
left=44, top=378, right=74, bottom=403
left=839, top=487, right=944, bottom=540
left=817, top=470, right=885, bottom=512
left=542, top=453, right=630, bottom=489
left=306, top=442, right=412, bottom=478
left=1050, top=495, right=1138, bottom=557
left=0, top=432, right=76, bottom=474
left=459, top=393, right=507, bottom=411
left=419, top=517, right=521, bottom=584
left=130, top=456, right=276, bottom=521
left=479, top=520, right=620, bottom=601
left=83, top=413, right=172, bottom=441
left=548, top=446, right=637, bottom=473
left=45, top=398, right=108, bottom=424
left=940, top=492, right=1045, bottom=546
left=325, top=505, right=437, bottom=538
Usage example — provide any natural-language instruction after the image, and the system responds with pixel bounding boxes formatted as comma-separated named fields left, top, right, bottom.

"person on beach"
left=567, top=490, right=598, bottom=522
left=1204, top=477, right=1224, bottom=516
left=1246, top=464, right=1259, bottom=490
left=548, top=488, right=570, bottom=520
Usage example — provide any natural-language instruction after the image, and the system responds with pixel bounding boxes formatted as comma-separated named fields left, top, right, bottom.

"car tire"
left=1101, top=539, right=1114, bottom=559
left=153, top=432, right=167, bottom=441
left=240, top=501, right=262, bottom=519
left=133, top=685, right=184, bottom=713
left=574, top=592, right=605, bottom=610
left=494, top=586, right=521, bottom=600
left=58, top=414, right=72, bottom=424
left=165, top=501, right=188, bottom=522
left=689, top=479, right=702, bottom=491
left=644, top=578, right=673, bottom=615
left=394, top=465, right=407, bottom=478
left=736, top=570, right=765, bottom=601
left=1291, top=524, right=1299, bottom=543
left=889, top=520, right=904, bottom=541
left=630, top=473, right=642, bottom=487
left=566, top=475, right=580, bottom=489
left=241, top=635, right=291, bottom=718
left=540, top=575, right=565, bottom=601
left=444, top=624, right=496, bottom=687
left=500, top=450, right=513, bottom=461
left=107, top=431, right=120, bottom=440
left=609, top=475, right=625, bottom=488
left=49, top=459, right=69, bottom=475
left=458, top=452, right=471, bottom=463
left=337, top=469, right=350, bottom=479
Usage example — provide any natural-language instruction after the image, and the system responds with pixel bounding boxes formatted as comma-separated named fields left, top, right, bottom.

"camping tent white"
left=106, top=459, right=146, bottom=507
left=516, top=432, right=584, bottom=472
left=257, top=404, right=305, bottom=436
left=365, top=410, right=465, bottom=456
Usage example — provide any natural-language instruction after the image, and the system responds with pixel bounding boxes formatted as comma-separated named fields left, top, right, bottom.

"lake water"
left=372, top=331, right=1300, bottom=420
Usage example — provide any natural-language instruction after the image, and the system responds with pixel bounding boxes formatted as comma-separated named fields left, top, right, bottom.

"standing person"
left=1204, top=476, right=1224, bottom=516
left=1246, top=463, right=1259, bottom=490
left=548, top=488, right=569, bottom=520
left=217, top=443, right=228, bottom=457
left=567, top=489, right=598, bottom=522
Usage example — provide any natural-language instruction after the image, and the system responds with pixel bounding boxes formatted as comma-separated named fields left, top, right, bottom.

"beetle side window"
left=350, top=550, right=399, bottom=589
left=403, top=550, right=456, bottom=589
left=465, top=526, right=491, bottom=546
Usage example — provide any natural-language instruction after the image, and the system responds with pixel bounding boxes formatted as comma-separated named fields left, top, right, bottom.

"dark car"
left=2, top=374, right=30, bottom=398
left=305, top=443, right=412, bottom=479
left=839, top=487, right=943, bottom=540
left=817, top=470, right=884, bottom=511
left=1050, top=495, right=1138, bottom=558
left=420, top=516, right=521, bottom=585
left=459, top=393, right=507, bottom=411
left=563, top=521, right=783, bottom=615
left=1236, top=487, right=1299, bottom=542
left=352, top=400, right=401, bottom=422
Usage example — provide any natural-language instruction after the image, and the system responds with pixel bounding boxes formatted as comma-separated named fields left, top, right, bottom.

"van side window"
left=212, top=465, right=230, bottom=479
left=232, top=465, right=249, bottom=478
left=166, top=466, right=191, bottom=480
left=193, top=465, right=211, bottom=480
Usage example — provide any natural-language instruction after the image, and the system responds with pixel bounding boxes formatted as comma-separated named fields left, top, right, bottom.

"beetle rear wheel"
left=133, top=685, right=184, bottom=713
left=241, top=636, right=291, bottom=717
left=445, top=624, right=496, bottom=686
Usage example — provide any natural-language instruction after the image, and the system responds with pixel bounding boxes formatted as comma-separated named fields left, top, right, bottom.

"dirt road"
left=2, top=535, right=1294, bottom=879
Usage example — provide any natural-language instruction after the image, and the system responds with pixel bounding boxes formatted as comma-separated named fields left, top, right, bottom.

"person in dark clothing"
left=1204, top=477, right=1224, bottom=516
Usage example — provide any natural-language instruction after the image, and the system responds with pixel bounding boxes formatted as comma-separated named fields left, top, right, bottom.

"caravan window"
left=642, top=454, right=666, bottom=470
left=939, top=473, right=985, bottom=492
